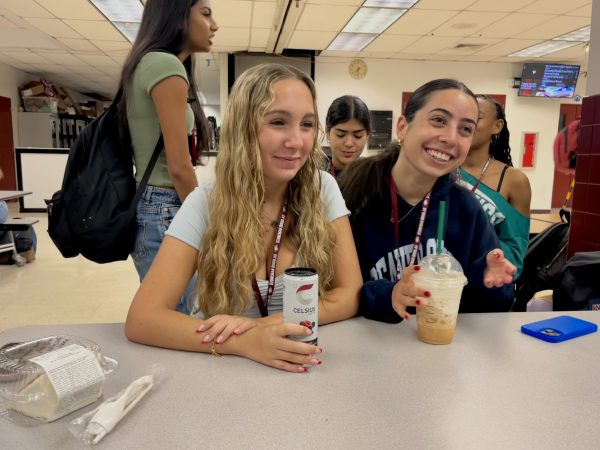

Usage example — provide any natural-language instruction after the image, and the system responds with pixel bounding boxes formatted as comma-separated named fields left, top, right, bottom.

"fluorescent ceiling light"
left=90, top=0, right=143, bottom=22
left=113, top=22, right=140, bottom=42
left=363, top=0, right=418, bottom=7
left=343, top=8, right=407, bottom=34
left=327, top=33, right=378, bottom=51
left=510, top=40, right=579, bottom=57
left=553, top=26, right=591, bottom=42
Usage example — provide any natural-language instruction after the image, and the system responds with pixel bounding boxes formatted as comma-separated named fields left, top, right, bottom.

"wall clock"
left=349, top=59, right=367, bottom=80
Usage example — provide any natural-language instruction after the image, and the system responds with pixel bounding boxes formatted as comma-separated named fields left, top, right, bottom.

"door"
left=0, top=96, right=16, bottom=190
left=551, top=104, right=581, bottom=208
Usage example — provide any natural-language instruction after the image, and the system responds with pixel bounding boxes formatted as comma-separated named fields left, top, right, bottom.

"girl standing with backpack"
left=118, top=0, right=218, bottom=314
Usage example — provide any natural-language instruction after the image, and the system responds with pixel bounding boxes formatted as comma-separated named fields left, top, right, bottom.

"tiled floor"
left=0, top=204, right=139, bottom=332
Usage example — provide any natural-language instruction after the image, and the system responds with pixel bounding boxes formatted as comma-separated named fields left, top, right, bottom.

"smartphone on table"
left=521, top=315, right=598, bottom=343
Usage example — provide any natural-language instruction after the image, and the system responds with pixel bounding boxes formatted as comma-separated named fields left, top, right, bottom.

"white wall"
left=587, top=0, right=600, bottom=96
left=0, top=62, right=35, bottom=147
left=315, top=57, right=587, bottom=211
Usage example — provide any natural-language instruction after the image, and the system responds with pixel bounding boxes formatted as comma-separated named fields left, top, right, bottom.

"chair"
left=0, top=218, right=39, bottom=267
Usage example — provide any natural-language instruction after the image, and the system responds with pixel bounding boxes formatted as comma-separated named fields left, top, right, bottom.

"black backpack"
left=45, top=90, right=163, bottom=264
left=513, top=209, right=570, bottom=311
left=553, top=251, right=600, bottom=311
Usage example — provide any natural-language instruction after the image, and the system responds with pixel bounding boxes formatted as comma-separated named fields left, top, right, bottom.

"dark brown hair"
left=340, top=79, right=477, bottom=215
left=117, top=0, right=209, bottom=154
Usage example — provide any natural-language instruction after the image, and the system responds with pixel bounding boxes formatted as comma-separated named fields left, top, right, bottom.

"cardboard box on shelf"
left=22, top=96, right=59, bottom=113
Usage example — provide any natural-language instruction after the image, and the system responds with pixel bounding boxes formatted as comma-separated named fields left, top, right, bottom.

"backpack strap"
left=128, top=134, right=164, bottom=218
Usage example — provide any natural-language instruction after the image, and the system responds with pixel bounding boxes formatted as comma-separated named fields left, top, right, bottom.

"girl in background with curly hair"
left=125, top=63, right=362, bottom=373
left=459, top=95, right=531, bottom=278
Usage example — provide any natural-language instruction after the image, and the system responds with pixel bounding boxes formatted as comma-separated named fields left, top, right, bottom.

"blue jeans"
left=131, top=185, right=197, bottom=314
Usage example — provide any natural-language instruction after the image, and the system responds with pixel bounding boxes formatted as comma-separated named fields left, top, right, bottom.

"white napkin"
left=78, top=375, right=154, bottom=444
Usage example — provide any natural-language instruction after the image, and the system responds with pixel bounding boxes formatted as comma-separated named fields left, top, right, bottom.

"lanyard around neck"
left=252, top=200, right=287, bottom=317
left=470, top=157, right=492, bottom=192
left=328, top=161, right=338, bottom=178
left=389, top=176, right=431, bottom=276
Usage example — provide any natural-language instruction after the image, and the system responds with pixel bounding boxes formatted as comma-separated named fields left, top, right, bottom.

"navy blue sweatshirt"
left=350, top=174, right=514, bottom=323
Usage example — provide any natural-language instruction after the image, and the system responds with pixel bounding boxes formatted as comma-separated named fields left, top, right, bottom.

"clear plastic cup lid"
left=417, top=253, right=467, bottom=285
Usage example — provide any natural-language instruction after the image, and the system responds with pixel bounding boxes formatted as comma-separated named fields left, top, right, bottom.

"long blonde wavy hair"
left=197, top=63, right=335, bottom=317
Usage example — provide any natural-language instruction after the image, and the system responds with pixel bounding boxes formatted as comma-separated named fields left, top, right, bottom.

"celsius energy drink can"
left=283, top=267, right=318, bottom=345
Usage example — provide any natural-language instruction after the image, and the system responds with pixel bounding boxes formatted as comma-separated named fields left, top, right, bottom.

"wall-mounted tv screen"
left=368, top=110, right=393, bottom=149
left=518, top=63, right=580, bottom=98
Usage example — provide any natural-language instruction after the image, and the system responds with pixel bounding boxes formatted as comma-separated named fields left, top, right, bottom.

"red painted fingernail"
left=414, top=265, right=421, bottom=271
left=232, top=329, right=239, bottom=335
left=299, top=367, right=308, bottom=373
left=424, top=291, right=431, bottom=298
left=415, top=299, right=421, bottom=305
left=195, top=327, right=202, bottom=334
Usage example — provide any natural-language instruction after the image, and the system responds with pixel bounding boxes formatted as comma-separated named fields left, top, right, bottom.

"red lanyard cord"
left=252, top=201, right=287, bottom=317
left=389, top=176, right=431, bottom=279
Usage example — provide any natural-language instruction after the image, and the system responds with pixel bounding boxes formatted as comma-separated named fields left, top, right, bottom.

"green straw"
left=436, top=201, right=447, bottom=254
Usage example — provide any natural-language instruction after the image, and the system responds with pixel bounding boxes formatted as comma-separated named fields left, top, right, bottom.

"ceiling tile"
left=212, top=1, right=252, bottom=27
left=401, top=35, right=462, bottom=54
left=0, top=0, right=53, bottom=18
left=567, top=4, right=593, bottom=17
left=34, top=51, right=85, bottom=65
left=415, top=0, right=475, bottom=10
left=459, top=55, right=497, bottom=62
left=364, top=34, right=420, bottom=52
left=0, top=15, right=19, bottom=28
left=476, top=13, right=555, bottom=38
left=74, top=53, right=117, bottom=66
left=250, top=28, right=270, bottom=48
left=2, top=49, right=53, bottom=63
left=64, top=19, right=125, bottom=41
left=306, top=0, right=363, bottom=5
left=474, top=38, right=542, bottom=56
left=252, top=2, right=276, bottom=29
left=429, top=11, right=509, bottom=37
left=92, top=40, right=131, bottom=52
left=287, top=30, right=337, bottom=49
left=296, top=5, right=357, bottom=32
left=56, top=38, right=99, bottom=52
left=24, top=18, right=82, bottom=38
left=386, top=9, right=459, bottom=35
left=34, top=0, right=105, bottom=20
left=211, top=27, right=250, bottom=47
left=317, top=50, right=360, bottom=57
left=515, top=16, right=590, bottom=39
left=467, top=0, right=533, bottom=13
left=519, top=0, right=591, bottom=15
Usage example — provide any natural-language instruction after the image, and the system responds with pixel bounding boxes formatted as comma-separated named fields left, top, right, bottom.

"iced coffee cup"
left=412, top=254, right=467, bottom=345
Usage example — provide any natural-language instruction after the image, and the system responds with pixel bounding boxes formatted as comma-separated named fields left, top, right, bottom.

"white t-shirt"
left=166, top=170, right=349, bottom=317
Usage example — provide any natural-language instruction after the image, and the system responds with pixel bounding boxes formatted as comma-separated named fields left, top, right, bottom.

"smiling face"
left=186, top=0, right=218, bottom=53
left=327, top=118, right=368, bottom=168
left=258, top=78, right=316, bottom=187
left=396, top=89, right=479, bottom=181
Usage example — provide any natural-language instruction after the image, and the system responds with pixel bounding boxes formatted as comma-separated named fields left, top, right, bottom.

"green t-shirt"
left=128, top=52, right=194, bottom=187
left=458, top=167, right=530, bottom=278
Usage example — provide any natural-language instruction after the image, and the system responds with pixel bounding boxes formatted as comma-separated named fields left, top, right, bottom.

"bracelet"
left=210, top=341, right=222, bottom=357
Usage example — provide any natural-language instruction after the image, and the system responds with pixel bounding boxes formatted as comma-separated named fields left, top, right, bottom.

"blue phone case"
left=521, top=315, right=598, bottom=343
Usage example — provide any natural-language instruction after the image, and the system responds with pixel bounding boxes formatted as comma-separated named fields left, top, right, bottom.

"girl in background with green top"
left=117, top=0, right=218, bottom=314
left=458, top=95, right=531, bottom=279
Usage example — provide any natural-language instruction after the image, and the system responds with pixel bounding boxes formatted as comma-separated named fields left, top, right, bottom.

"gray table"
left=0, top=190, right=32, bottom=201
left=1, top=312, right=599, bottom=449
